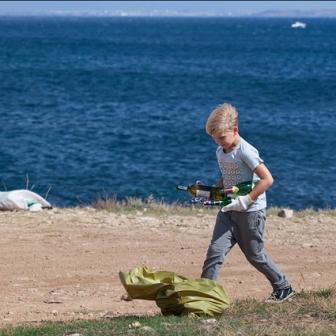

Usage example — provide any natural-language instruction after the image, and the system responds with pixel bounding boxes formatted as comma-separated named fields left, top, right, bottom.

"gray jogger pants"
left=201, top=209, right=290, bottom=290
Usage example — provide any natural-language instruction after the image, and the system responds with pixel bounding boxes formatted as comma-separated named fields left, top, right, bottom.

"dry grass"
left=92, top=195, right=219, bottom=216
left=225, top=286, right=336, bottom=334
left=1, top=287, right=335, bottom=335
left=92, top=196, right=336, bottom=218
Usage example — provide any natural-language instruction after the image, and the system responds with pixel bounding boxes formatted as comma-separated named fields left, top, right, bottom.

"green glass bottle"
left=223, top=181, right=255, bottom=196
left=176, top=184, right=224, bottom=200
left=176, top=181, right=255, bottom=203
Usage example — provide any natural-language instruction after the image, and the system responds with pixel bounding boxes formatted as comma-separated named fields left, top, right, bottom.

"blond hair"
left=205, top=103, right=238, bottom=135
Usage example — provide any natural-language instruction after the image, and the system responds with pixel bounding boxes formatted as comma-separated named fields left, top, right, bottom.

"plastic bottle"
left=26, top=200, right=42, bottom=212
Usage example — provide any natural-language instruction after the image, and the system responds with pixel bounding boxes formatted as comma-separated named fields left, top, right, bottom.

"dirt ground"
left=0, top=207, right=335, bottom=327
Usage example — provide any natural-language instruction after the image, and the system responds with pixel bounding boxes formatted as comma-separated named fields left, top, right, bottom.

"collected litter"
left=119, top=266, right=230, bottom=316
left=0, top=189, right=52, bottom=211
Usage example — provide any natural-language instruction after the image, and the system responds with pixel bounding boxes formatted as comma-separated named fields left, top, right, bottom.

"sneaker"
left=265, top=286, right=295, bottom=303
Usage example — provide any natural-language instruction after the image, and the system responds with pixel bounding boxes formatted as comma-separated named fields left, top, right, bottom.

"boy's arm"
left=249, top=163, right=273, bottom=201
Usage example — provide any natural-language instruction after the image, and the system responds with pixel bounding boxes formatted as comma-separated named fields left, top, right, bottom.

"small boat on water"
left=291, top=21, right=306, bottom=29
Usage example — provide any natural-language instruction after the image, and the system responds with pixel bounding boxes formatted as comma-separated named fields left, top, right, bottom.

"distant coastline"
left=1, top=9, right=336, bottom=18
left=251, top=9, right=336, bottom=18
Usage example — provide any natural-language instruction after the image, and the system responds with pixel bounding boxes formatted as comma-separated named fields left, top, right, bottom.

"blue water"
left=0, top=16, right=335, bottom=209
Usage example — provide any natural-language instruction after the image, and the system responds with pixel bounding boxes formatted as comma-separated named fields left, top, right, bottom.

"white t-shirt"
left=216, top=136, right=267, bottom=212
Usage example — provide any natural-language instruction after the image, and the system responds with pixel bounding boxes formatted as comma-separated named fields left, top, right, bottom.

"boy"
left=201, top=103, right=294, bottom=303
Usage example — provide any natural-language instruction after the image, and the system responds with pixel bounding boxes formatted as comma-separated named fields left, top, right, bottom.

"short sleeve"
left=240, top=144, right=264, bottom=172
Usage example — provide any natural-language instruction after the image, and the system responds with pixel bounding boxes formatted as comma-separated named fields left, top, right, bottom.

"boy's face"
left=211, top=127, right=238, bottom=152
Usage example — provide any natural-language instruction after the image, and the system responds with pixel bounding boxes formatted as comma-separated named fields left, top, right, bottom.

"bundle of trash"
left=119, top=266, right=230, bottom=316
left=0, top=190, right=52, bottom=212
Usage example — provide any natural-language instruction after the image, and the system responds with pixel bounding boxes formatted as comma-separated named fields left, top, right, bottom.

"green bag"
left=119, top=266, right=230, bottom=316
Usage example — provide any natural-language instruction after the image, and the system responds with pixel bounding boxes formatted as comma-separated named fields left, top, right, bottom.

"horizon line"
left=1, top=13, right=336, bottom=18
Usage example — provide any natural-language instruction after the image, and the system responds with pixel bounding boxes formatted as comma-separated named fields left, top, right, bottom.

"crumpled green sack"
left=119, top=266, right=230, bottom=316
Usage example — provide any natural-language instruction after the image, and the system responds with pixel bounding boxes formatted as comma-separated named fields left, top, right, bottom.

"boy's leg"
left=201, top=211, right=236, bottom=280
left=233, top=210, right=290, bottom=290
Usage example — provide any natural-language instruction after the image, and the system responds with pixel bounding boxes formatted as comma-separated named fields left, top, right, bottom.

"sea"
left=0, top=16, right=335, bottom=209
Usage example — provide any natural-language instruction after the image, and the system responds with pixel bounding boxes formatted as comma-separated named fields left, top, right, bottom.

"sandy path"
left=0, top=208, right=335, bottom=327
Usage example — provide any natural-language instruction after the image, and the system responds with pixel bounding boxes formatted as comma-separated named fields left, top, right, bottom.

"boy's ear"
left=233, top=126, right=238, bottom=134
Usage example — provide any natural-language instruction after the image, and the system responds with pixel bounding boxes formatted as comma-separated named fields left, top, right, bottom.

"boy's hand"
left=221, top=195, right=253, bottom=212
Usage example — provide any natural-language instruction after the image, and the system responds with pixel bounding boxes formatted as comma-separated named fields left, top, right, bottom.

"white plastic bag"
left=0, top=190, right=52, bottom=211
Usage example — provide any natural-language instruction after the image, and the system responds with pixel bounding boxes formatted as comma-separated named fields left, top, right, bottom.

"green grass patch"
left=2, top=288, right=335, bottom=336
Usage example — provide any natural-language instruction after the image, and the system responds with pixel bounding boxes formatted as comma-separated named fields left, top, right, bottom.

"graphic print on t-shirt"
left=219, top=161, right=241, bottom=187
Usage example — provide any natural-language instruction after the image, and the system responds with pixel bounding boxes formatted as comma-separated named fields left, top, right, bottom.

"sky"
left=0, top=1, right=336, bottom=15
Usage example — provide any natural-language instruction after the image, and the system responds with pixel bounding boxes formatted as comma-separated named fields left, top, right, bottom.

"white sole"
left=265, top=291, right=296, bottom=303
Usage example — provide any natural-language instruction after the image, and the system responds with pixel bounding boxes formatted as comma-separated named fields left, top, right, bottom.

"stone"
left=200, top=318, right=217, bottom=325
left=277, top=209, right=294, bottom=218
left=120, top=293, right=133, bottom=301
left=129, top=321, right=142, bottom=329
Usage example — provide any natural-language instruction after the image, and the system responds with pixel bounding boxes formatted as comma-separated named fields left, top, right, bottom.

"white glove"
left=221, top=195, right=253, bottom=212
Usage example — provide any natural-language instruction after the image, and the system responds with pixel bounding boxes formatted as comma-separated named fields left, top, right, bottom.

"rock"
left=120, top=293, right=133, bottom=301
left=200, top=318, right=217, bottom=325
left=129, top=321, right=142, bottom=329
left=277, top=209, right=294, bottom=218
